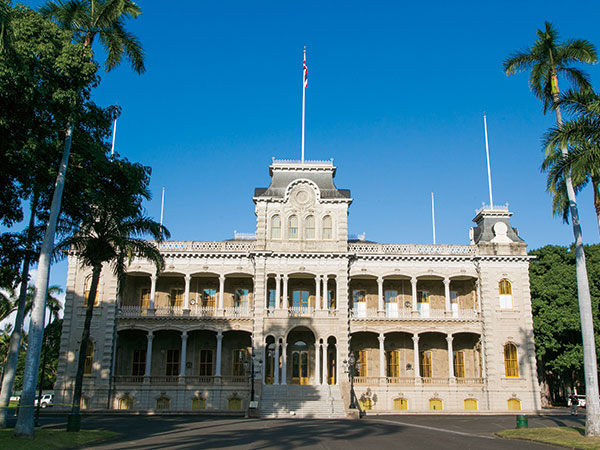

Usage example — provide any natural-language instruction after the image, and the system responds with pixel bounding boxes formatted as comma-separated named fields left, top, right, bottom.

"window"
left=352, top=290, right=367, bottom=310
left=156, top=397, right=170, bottom=410
left=288, top=215, right=298, bottom=239
left=385, top=290, right=398, bottom=304
left=118, top=397, right=134, bottom=410
left=292, top=290, right=309, bottom=309
left=305, top=215, right=315, bottom=239
left=140, top=288, right=150, bottom=308
left=166, top=349, right=180, bottom=376
left=132, top=349, right=146, bottom=376
left=192, top=398, right=206, bottom=410
left=420, top=350, right=432, bottom=378
left=83, top=341, right=94, bottom=375
left=429, top=398, right=443, bottom=410
left=507, top=399, right=521, bottom=411
left=202, top=288, right=217, bottom=308
left=328, top=289, right=336, bottom=309
left=322, top=216, right=332, bottom=239
left=170, top=288, right=184, bottom=307
left=386, top=350, right=400, bottom=378
left=228, top=398, right=242, bottom=410
left=417, top=291, right=429, bottom=304
left=359, top=397, right=373, bottom=410
left=271, top=215, right=281, bottom=239
left=84, top=276, right=99, bottom=306
left=453, top=350, right=465, bottom=378
left=199, top=349, right=213, bottom=376
left=235, top=289, right=249, bottom=309
left=354, top=350, right=367, bottom=377
left=232, top=349, right=247, bottom=377
left=80, top=396, right=89, bottom=410
left=504, top=343, right=519, bottom=377
left=499, top=279, right=513, bottom=309
left=464, top=398, right=478, bottom=411
left=268, top=289, right=277, bottom=309
left=394, top=398, right=408, bottom=410
left=417, top=290, right=429, bottom=317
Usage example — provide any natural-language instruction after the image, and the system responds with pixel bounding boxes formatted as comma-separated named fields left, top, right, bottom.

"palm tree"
left=0, top=0, right=11, bottom=53
left=0, top=288, right=15, bottom=322
left=504, top=22, right=600, bottom=435
left=14, top=1, right=145, bottom=438
left=543, top=88, right=600, bottom=235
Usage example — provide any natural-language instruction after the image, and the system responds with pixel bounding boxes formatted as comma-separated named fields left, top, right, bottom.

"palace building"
left=54, top=159, right=541, bottom=417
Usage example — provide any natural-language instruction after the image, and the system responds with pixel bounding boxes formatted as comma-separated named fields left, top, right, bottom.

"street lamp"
left=244, top=352, right=263, bottom=402
left=344, top=354, right=358, bottom=409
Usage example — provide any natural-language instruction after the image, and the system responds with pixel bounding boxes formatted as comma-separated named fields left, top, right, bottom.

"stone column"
left=144, top=331, right=154, bottom=377
left=314, top=342, right=320, bottom=385
left=377, top=276, right=384, bottom=314
left=184, top=275, right=191, bottom=310
left=447, top=334, right=454, bottom=381
left=412, top=334, right=420, bottom=381
left=479, top=336, right=486, bottom=380
left=282, top=275, right=289, bottom=310
left=379, top=333, right=386, bottom=379
left=411, top=277, right=418, bottom=312
left=149, top=275, right=157, bottom=310
left=274, top=340, right=280, bottom=385
left=444, top=278, right=451, bottom=313
left=476, top=279, right=482, bottom=313
left=262, top=343, right=267, bottom=383
left=322, top=342, right=327, bottom=385
left=322, top=277, right=328, bottom=309
left=275, top=275, right=281, bottom=309
left=179, top=331, right=188, bottom=381
left=215, top=331, right=223, bottom=377
left=264, top=275, right=270, bottom=309
left=281, top=341, right=288, bottom=385
left=336, top=343, right=340, bottom=385
left=218, top=275, right=225, bottom=313
left=315, top=275, right=321, bottom=310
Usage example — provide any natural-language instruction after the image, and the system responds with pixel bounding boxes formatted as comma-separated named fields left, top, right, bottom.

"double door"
left=291, top=350, right=309, bottom=384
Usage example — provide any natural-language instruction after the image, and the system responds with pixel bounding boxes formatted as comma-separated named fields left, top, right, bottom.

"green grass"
left=8, top=401, right=18, bottom=408
left=0, top=429, right=120, bottom=449
left=498, top=427, right=600, bottom=450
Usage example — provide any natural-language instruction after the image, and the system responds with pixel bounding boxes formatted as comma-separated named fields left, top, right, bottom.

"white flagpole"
left=431, top=192, right=436, bottom=244
left=301, top=46, right=306, bottom=163
left=483, top=114, right=494, bottom=208
left=160, top=187, right=165, bottom=228
left=110, top=115, right=117, bottom=159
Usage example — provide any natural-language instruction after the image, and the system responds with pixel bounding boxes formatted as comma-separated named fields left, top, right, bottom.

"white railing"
left=348, top=243, right=475, bottom=256
left=350, top=308, right=479, bottom=320
left=183, top=376, right=215, bottom=385
left=113, top=375, right=144, bottom=384
left=386, top=377, right=416, bottom=385
left=189, top=306, right=218, bottom=317
left=233, top=231, right=256, bottom=240
left=422, top=377, right=449, bottom=384
left=119, top=306, right=148, bottom=317
left=288, top=306, right=314, bottom=317
left=224, top=306, right=251, bottom=318
left=155, top=306, right=184, bottom=316
left=272, top=158, right=333, bottom=166
left=476, top=203, right=509, bottom=214
left=157, top=241, right=255, bottom=252
left=455, top=377, right=484, bottom=385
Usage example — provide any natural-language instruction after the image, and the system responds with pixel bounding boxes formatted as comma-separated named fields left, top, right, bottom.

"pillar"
left=274, top=340, right=280, bottom=385
left=322, top=277, right=328, bottom=309
left=215, top=331, right=223, bottom=376
left=447, top=334, right=454, bottom=380
left=479, top=336, right=486, bottom=380
left=262, top=343, right=267, bottom=383
left=315, top=342, right=320, bottom=385
left=336, top=343, right=340, bottom=385
left=476, top=278, right=482, bottom=313
left=218, top=275, right=225, bottom=312
left=282, top=275, right=289, bottom=309
left=412, top=334, right=420, bottom=380
left=377, top=276, right=384, bottom=313
left=444, top=277, right=451, bottom=313
left=149, top=275, right=157, bottom=309
left=275, top=275, right=281, bottom=309
left=379, top=333, right=385, bottom=379
left=411, top=277, right=418, bottom=312
left=144, top=331, right=154, bottom=377
left=315, top=275, right=321, bottom=310
left=184, top=275, right=191, bottom=310
left=322, top=342, right=327, bottom=385
left=281, top=341, right=287, bottom=385
left=180, top=331, right=188, bottom=379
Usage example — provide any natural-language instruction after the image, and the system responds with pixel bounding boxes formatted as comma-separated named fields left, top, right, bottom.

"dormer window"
left=288, top=215, right=298, bottom=239
left=270, top=215, right=281, bottom=239
left=322, top=216, right=332, bottom=239
left=305, top=216, right=315, bottom=239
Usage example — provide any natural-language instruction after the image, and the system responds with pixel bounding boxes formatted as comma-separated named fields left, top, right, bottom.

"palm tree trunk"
left=592, top=177, right=600, bottom=237
left=554, top=101, right=600, bottom=435
left=14, top=124, right=73, bottom=438
left=0, top=195, right=38, bottom=428
left=67, top=264, right=101, bottom=433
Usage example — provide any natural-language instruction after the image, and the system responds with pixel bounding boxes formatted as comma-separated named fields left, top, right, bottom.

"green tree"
left=56, top=158, right=168, bottom=431
left=15, top=1, right=145, bottom=438
left=504, top=22, right=600, bottom=435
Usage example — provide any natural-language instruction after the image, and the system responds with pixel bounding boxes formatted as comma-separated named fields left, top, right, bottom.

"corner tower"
left=253, top=159, right=352, bottom=252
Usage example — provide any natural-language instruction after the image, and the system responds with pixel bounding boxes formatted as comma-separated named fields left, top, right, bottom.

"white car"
left=34, top=394, right=54, bottom=408
left=568, top=395, right=586, bottom=408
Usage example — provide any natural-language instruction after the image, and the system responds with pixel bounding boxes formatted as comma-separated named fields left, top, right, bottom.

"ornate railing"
left=455, top=377, right=484, bottom=385
left=386, top=377, right=416, bottom=385
left=113, top=376, right=144, bottom=384
left=155, top=306, right=184, bottom=316
left=189, top=306, right=218, bottom=317
left=272, top=158, right=333, bottom=166
left=183, top=376, right=215, bottom=385
left=288, top=306, right=314, bottom=317
left=348, top=243, right=475, bottom=256
left=148, top=376, right=179, bottom=384
left=350, top=308, right=479, bottom=320
left=421, top=377, right=449, bottom=384
left=221, top=376, right=247, bottom=385
left=223, top=306, right=251, bottom=318
left=157, top=241, right=255, bottom=252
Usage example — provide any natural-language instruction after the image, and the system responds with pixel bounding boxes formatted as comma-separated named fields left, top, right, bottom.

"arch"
left=283, top=178, right=321, bottom=204
left=288, top=215, right=299, bottom=239
left=321, top=215, right=333, bottom=239
left=304, top=215, right=315, bottom=239
left=499, top=278, right=513, bottom=309
left=286, top=325, right=317, bottom=341
left=83, top=340, right=94, bottom=375
left=464, top=398, right=478, bottom=411
left=84, top=275, right=99, bottom=307
left=118, top=395, right=134, bottom=410
left=504, top=342, right=519, bottom=377
left=507, top=398, right=521, bottom=411
left=189, top=271, right=222, bottom=278
left=393, top=397, right=408, bottom=411
left=270, top=214, right=281, bottom=239
left=429, top=398, right=443, bottom=411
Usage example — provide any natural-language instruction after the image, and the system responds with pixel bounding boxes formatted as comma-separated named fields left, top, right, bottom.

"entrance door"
left=328, top=350, right=336, bottom=384
left=265, top=345, right=275, bottom=384
left=291, top=351, right=309, bottom=384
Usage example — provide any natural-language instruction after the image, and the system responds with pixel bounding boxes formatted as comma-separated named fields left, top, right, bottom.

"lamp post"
left=244, top=352, right=262, bottom=402
left=344, top=354, right=358, bottom=409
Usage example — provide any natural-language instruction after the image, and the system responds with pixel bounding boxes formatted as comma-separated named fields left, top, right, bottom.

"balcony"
left=353, top=377, right=484, bottom=386
left=118, top=306, right=252, bottom=319
left=113, top=375, right=248, bottom=386
left=350, top=308, right=479, bottom=320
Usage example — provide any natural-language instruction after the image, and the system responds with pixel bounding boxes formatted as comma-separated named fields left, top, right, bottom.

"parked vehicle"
left=34, top=394, right=54, bottom=408
left=568, top=395, right=586, bottom=408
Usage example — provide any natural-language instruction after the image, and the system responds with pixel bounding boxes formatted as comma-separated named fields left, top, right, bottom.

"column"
left=315, top=342, right=321, bottom=385
left=322, top=277, right=328, bottom=309
left=275, top=275, right=281, bottom=309
left=444, top=278, right=451, bottom=313
left=264, top=276, right=270, bottom=309
left=476, top=279, right=482, bottom=313
left=218, top=275, right=225, bottom=312
left=281, top=341, right=287, bottom=385
left=412, top=334, right=420, bottom=381
left=335, top=344, right=340, bottom=385
left=262, top=343, right=267, bottom=383
left=479, top=336, right=486, bottom=380
left=149, top=275, right=157, bottom=309
left=411, top=277, right=418, bottom=312
left=274, top=340, right=280, bottom=385
left=144, top=331, right=154, bottom=377
left=447, top=334, right=454, bottom=380
left=379, top=333, right=386, bottom=379
left=315, top=275, right=321, bottom=310
left=321, top=342, right=327, bottom=385
left=282, top=275, right=289, bottom=309
left=215, top=331, right=223, bottom=376
left=377, top=277, right=384, bottom=313
left=184, top=275, right=191, bottom=310
left=179, top=331, right=188, bottom=380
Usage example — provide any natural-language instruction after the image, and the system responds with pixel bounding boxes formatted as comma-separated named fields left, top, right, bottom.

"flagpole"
left=160, top=187, right=165, bottom=228
left=110, top=115, right=117, bottom=159
left=431, top=192, right=436, bottom=244
left=483, top=114, right=494, bottom=208
left=301, top=46, right=306, bottom=163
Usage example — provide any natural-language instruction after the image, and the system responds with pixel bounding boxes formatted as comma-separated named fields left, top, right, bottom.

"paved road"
left=9, top=411, right=587, bottom=449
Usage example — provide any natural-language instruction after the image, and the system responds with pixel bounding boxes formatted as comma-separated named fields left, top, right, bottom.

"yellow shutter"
left=394, top=398, right=408, bottom=410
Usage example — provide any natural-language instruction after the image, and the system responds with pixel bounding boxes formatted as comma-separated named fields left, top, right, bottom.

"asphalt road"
left=6, top=411, right=587, bottom=449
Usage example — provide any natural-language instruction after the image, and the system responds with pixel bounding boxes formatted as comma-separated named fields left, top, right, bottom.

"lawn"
left=0, top=429, right=120, bottom=449
left=498, top=427, right=600, bottom=450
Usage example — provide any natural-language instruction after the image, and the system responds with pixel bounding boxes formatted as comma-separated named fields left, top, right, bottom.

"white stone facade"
left=54, top=159, right=541, bottom=415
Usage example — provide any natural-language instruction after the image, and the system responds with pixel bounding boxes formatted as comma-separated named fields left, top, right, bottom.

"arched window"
left=305, top=215, right=315, bottom=239
left=118, top=397, right=134, bottom=410
left=83, top=341, right=94, bottom=375
left=192, top=398, right=207, bottom=410
left=322, top=216, right=332, bottom=239
left=429, top=398, right=443, bottom=410
left=288, top=215, right=298, bottom=239
left=464, top=398, right=478, bottom=411
left=156, top=397, right=171, bottom=410
left=84, top=276, right=99, bottom=306
left=504, top=343, right=519, bottom=377
left=499, top=279, right=513, bottom=309
left=80, top=396, right=90, bottom=410
left=270, top=215, right=281, bottom=239
left=394, top=398, right=408, bottom=410
left=228, top=397, right=242, bottom=410
left=507, top=398, right=521, bottom=411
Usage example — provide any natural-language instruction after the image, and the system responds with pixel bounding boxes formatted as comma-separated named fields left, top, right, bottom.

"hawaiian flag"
left=303, top=53, right=308, bottom=88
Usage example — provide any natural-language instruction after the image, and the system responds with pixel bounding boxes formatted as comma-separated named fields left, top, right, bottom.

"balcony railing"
left=157, top=241, right=255, bottom=252
left=288, top=306, right=315, bottom=317
left=455, top=377, right=484, bottom=385
left=113, top=375, right=248, bottom=385
left=118, top=306, right=252, bottom=319
left=348, top=243, right=475, bottom=256
left=353, top=377, right=484, bottom=385
left=350, top=308, right=479, bottom=320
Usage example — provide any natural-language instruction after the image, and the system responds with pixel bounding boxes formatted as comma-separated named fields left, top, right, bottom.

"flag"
left=303, top=53, right=308, bottom=88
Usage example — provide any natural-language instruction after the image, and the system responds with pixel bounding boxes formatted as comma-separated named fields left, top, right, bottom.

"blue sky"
left=17, top=0, right=600, bottom=295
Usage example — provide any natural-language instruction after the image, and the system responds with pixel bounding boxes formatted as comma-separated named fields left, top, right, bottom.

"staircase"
left=259, top=384, right=346, bottom=419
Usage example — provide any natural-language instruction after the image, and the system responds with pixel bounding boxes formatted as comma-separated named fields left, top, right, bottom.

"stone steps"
left=260, top=384, right=346, bottom=419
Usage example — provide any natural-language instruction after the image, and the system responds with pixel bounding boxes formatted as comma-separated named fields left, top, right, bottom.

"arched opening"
left=286, top=327, right=316, bottom=385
